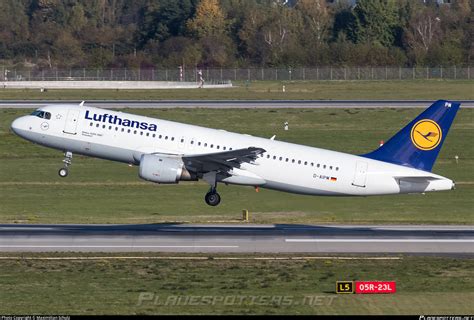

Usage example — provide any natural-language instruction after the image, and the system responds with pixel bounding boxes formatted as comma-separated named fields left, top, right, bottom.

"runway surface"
left=1, top=99, right=473, bottom=109
left=0, top=224, right=472, bottom=255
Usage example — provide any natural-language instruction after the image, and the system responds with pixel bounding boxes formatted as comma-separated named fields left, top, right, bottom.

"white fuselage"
left=11, top=105, right=454, bottom=196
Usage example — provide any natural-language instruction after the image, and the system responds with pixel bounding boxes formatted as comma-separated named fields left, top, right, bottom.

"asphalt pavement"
left=0, top=223, right=472, bottom=254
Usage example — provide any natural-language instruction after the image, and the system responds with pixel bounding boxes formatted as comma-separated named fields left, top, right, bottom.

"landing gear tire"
left=59, top=151, right=73, bottom=178
left=58, top=168, right=69, bottom=178
left=205, top=192, right=221, bottom=206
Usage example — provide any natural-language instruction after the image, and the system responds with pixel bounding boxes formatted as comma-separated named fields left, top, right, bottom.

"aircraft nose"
left=11, top=116, right=27, bottom=136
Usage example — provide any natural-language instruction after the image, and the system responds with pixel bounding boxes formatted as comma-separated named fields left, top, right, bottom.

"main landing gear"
left=205, top=188, right=221, bottom=206
left=203, top=171, right=221, bottom=206
left=58, top=151, right=73, bottom=178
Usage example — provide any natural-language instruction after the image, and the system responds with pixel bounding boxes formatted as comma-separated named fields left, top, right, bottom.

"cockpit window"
left=31, top=110, right=51, bottom=120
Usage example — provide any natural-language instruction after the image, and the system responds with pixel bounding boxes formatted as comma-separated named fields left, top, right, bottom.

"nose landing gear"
left=58, top=167, right=68, bottom=177
left=58, top=151, right=73, bottom=178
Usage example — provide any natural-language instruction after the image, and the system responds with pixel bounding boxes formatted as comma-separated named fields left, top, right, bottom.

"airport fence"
left=1, top=66, right=472, bottom=82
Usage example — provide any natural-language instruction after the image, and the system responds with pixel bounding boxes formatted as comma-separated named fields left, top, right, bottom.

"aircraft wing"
left=182, top=147, right=266, bottom=173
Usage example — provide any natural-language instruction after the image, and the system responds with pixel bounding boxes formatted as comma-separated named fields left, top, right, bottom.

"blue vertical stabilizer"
left=362, top=100, right=460, bottom=172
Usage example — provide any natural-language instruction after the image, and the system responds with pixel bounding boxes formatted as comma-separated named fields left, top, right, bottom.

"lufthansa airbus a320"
left=11, top=100, right=459, bottom=206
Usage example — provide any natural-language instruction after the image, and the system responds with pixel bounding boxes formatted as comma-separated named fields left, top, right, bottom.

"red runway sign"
left=355, top=281, right=396, bottom=294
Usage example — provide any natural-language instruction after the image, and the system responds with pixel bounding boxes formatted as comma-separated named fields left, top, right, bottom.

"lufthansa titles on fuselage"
left=85, top=110, right=157, bottom=132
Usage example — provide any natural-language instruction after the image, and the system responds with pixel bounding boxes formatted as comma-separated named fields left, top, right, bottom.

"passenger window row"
left=261, top=153, right=339, bottom=171
left=189, top=140, right=233, bottom=151
left=91, top=122, right=175, bottom=140
left=89, top=122, right=338, bottom=170
left=88, top=122, right=234, bottom=151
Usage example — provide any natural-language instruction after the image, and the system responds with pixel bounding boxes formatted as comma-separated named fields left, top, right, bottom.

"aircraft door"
left=63, top=109, right=80, bottom=135
left=352, top=161, right=368, bottom=187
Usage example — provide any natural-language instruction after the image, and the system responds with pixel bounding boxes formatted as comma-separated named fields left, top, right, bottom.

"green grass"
left=0, top=80, right=473, bottom=100
left=0, top=254, right=472, bottom=315
left=0, top=107, right=473, bottom=224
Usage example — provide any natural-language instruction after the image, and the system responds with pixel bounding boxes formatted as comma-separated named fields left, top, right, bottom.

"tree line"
left=0, top=0, right=472, bottom=69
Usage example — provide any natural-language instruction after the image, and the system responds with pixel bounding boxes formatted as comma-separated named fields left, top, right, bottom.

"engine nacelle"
left=138, top=154, right=197, bottom=184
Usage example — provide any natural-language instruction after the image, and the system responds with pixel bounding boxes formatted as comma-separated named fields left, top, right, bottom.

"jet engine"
left=138, top=154, right=197, bottom=184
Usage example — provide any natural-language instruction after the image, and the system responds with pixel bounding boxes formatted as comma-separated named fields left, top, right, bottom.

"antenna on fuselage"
left=79, top=101, right=85, bottom=107
left=270, top=135, right=276, bottom=140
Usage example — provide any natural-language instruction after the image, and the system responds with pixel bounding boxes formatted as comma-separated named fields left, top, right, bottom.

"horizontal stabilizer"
left=394, top=176, right=441, bottom=183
